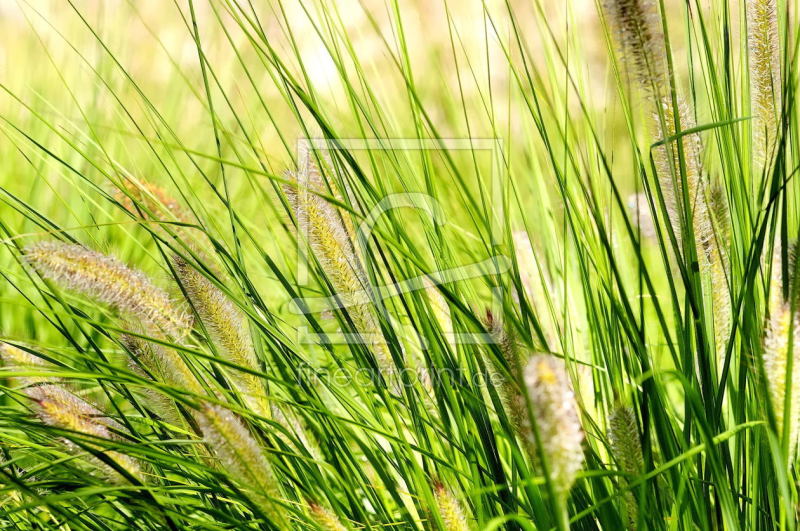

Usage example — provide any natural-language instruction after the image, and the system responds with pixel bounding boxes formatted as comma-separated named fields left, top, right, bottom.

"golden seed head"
left=197, top=403, right=287, bottom=526
left=25, top=384, right=141, bottom=482
left=761, top=244, right=800, bottom=457
left=23, top=241, right=192, bottom=339
left=26, top=384, right=115, bottom=439
left=309, top=503, right=347, bottom=531
left=747, top=0, right=782, bottom=168
left=523, top=355, right=585, bottom=497
left=1, top=343, right=47, bottom=387
left=284, top=156, right=392, bottom=372
left=173, top=257, right=267, bottom=415
left=0, top=343, right=43, bottom=369
left=433, top=482, right=471, bottom=531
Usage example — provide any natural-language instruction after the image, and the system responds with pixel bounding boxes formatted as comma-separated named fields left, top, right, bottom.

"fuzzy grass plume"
left=308, top=502, right=347, bottom=531
left=608, top=405, right=644, bottom=530
left=762, top=247, right=800, bottom=457
left=0, top=343, right=47, bottom=386
left=196, top=403, right=287, bottom=527
left=174, top=257, right=268, bottom=416
left=23, top=242, right=192, bottom=340
left=285, top=152, right=393, bottom=374
left=523, top=355, right=585, bottom=498
left=433, top=482, right=471, bottom=531
left=25, top=384, right=141, bottom=483
left=604, top=0, right=730, bottom=356
left=747, top=0, right=782, bottom=169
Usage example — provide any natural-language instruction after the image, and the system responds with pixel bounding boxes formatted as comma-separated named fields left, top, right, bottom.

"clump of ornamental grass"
left=747, top=0, right=782, bottom=170
left=23, top=241, right=192, bottom=340
left=173, top=256, right=268, bottom=417
left=25, top=384, right=142, bottom=483
left=284, top=151, right=393, bottom=375
left=762, top=245, right=800, bottom=458
left=603, top=0, right=730, bottom=357
left=21, top=240, right=286, bottom=520
left=608, top=405, right=644, bottom=530
left=523, top=355, right=585, bottom=500
left=433, top=481, right=471, bottom=531
left=22, top=240, right=200, bottom=396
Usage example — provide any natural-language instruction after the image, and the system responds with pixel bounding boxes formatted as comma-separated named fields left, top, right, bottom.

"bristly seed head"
left=197, top=403, right=287, bottom=527
left=23, top=241, right=192, bottom=339
left=309, top=502, right=347, bottom=531
left=608, top=405, right=643, bottom=529
left=747, top=0, right=782, bottom=169
left=523, top=355, right=585, bottom=498
left=603, top=0, right=669, bottom=97
left=433, top=481, right=471, bottom=531
left=25, top=384, right=141, bottom=482
left=173, top=257, right=267, bottom=416
left=284, top=152, right=392, bottom=373
left=0, top=343, right=47, bottom=386
left=762, top=245, right=800, bottom=458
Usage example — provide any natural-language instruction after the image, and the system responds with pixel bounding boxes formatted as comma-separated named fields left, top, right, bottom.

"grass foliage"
left=0, top=0, right=798, bottom=528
